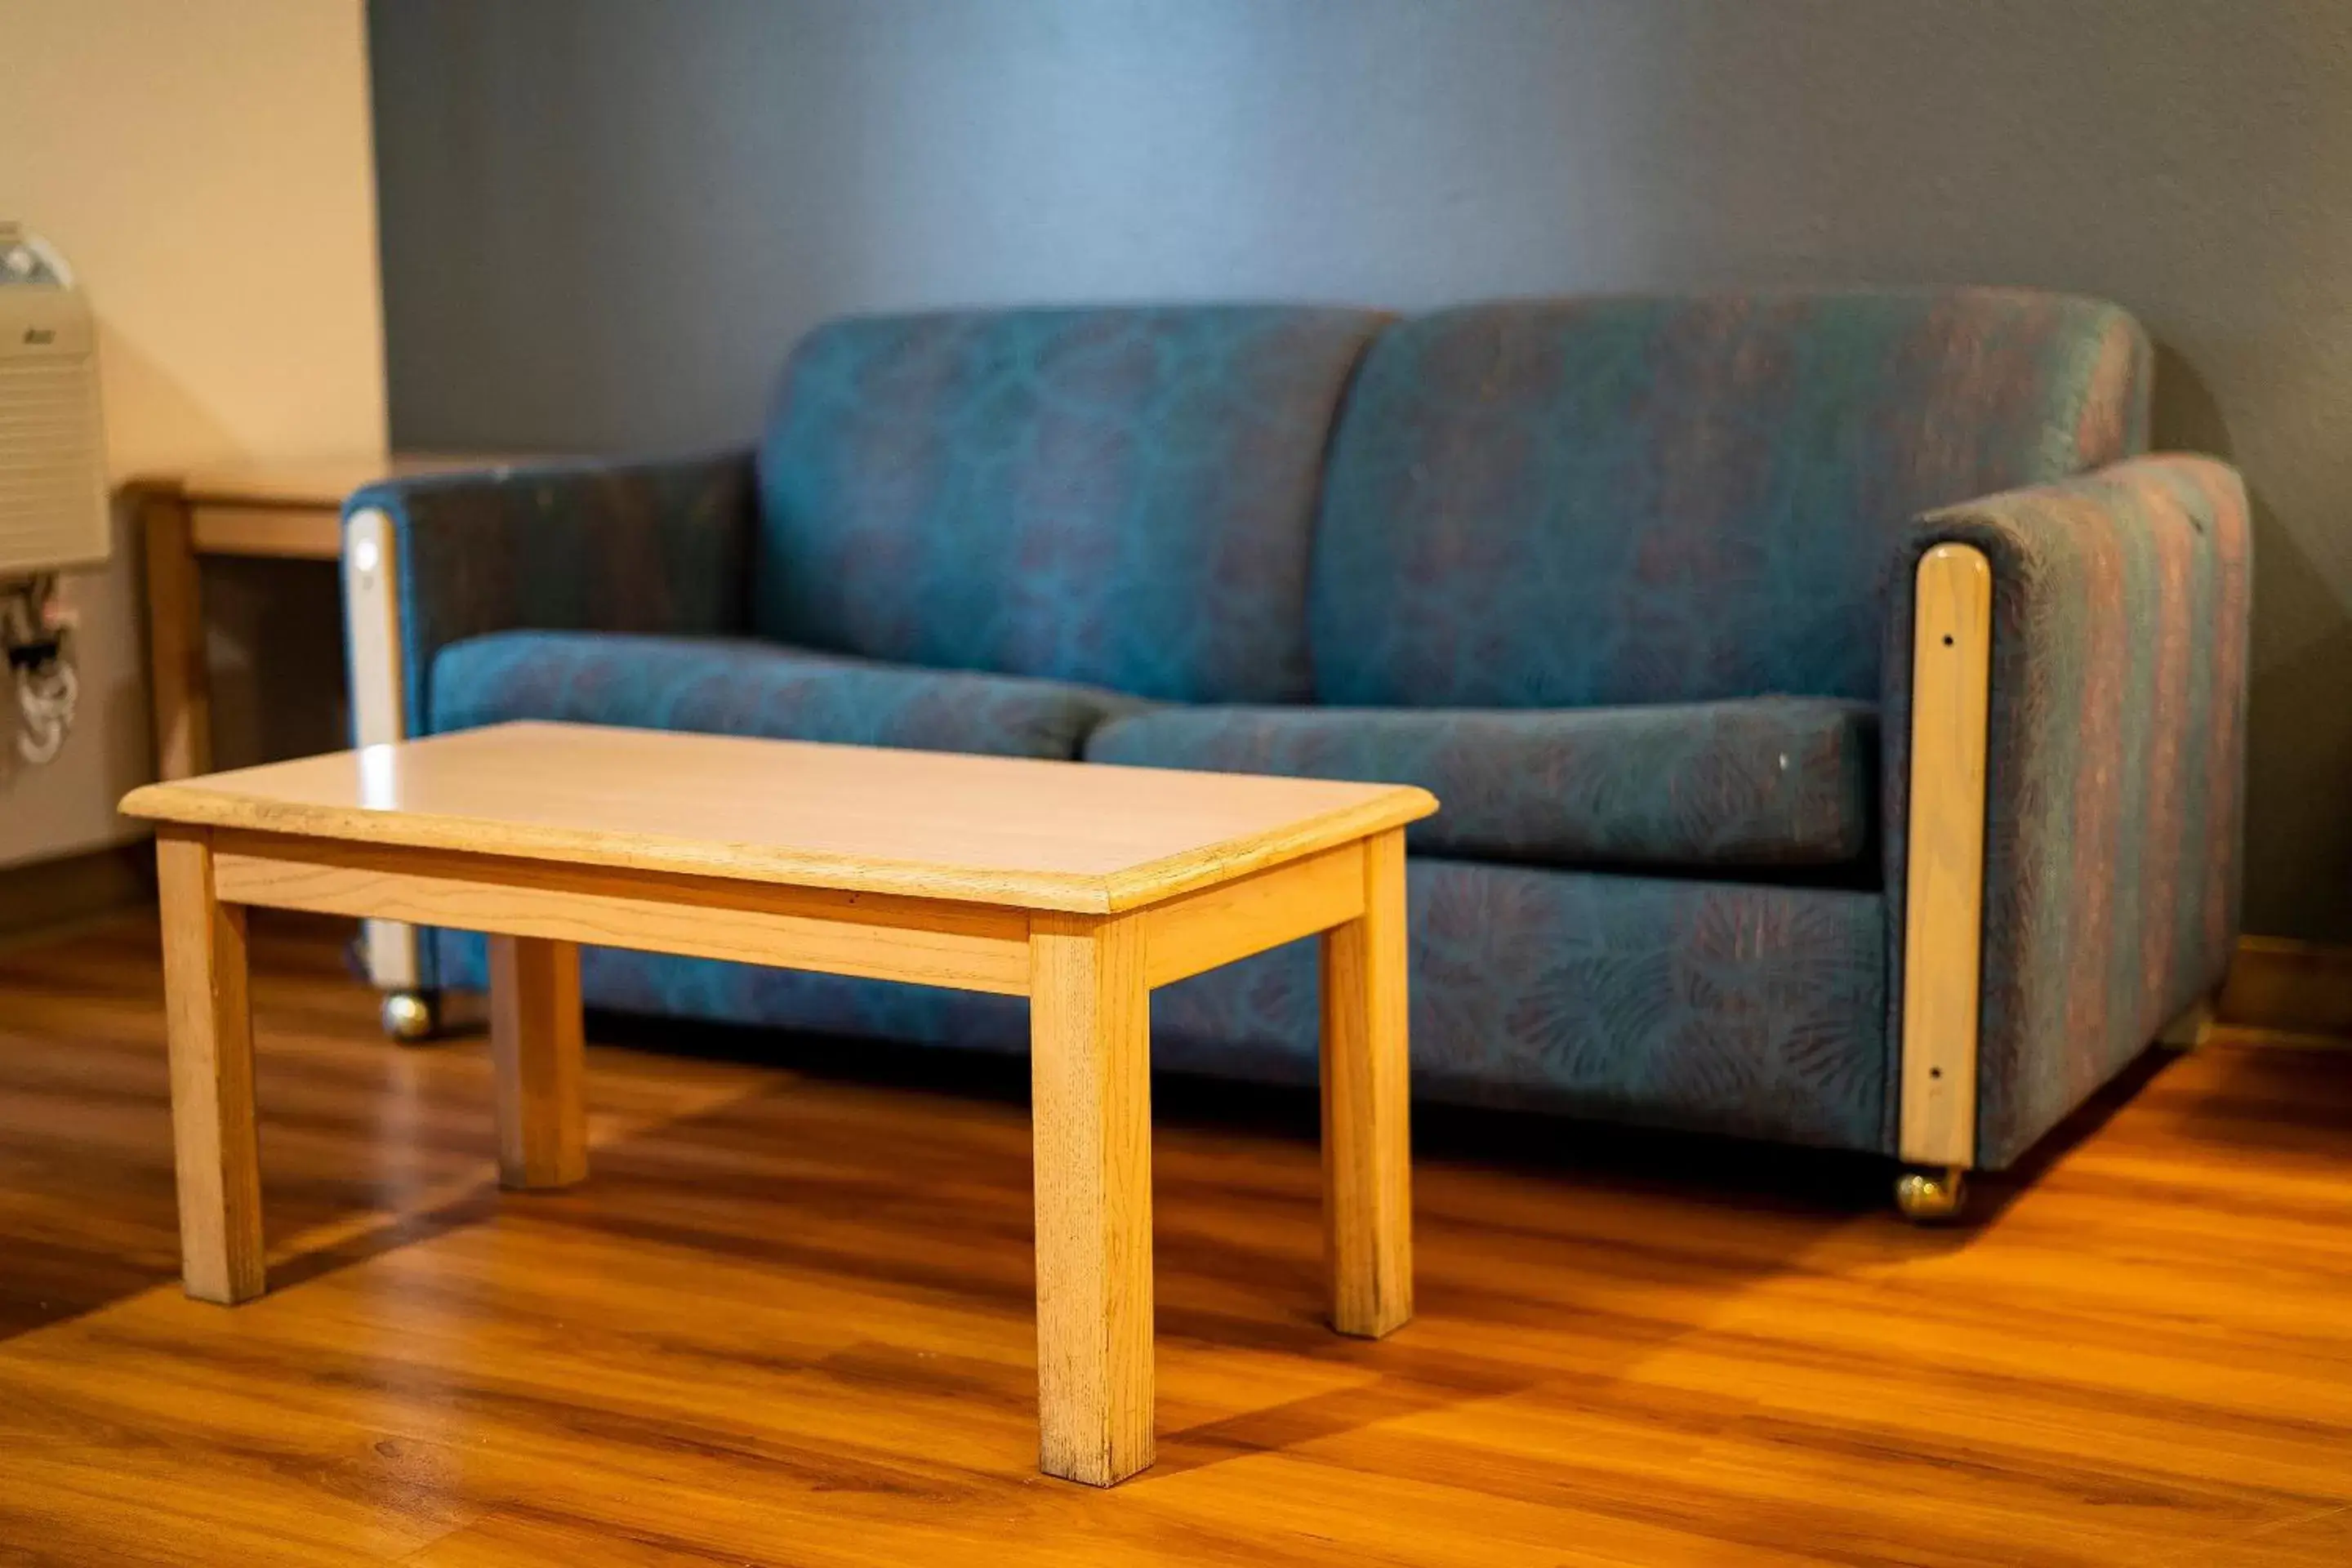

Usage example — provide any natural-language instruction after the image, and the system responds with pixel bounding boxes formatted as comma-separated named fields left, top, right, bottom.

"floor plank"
left=0, top=914, right=2347, bottom=1565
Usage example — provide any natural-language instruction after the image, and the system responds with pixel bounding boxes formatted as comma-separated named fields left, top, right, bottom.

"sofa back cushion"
left=1084, top=697, right=1877, bottom=873
left=755, top=305, right=1385, bottom=702
left=1309, top=289, right=2150, bottom=706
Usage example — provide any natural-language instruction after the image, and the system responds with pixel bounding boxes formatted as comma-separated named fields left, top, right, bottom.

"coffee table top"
left=120, top=722, right=1437, bottom=914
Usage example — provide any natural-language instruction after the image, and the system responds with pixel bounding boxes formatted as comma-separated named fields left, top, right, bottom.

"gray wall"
left=370, top=0, right=2352, bottom=942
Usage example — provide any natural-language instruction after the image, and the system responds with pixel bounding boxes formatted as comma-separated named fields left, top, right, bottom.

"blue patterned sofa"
left=346, top=291, right=2250, bottom=1214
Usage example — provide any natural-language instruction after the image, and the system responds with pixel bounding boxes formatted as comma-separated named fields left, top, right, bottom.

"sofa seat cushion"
left=429, top=630, right=1137, bottom=759
left=1085, top=697, right=1874, bottom=871
left=430, top=857, right=1890, bottom=1155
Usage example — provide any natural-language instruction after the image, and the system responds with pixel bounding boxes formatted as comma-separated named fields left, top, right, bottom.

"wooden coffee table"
left=119, top=720, right=1435, bottom=1486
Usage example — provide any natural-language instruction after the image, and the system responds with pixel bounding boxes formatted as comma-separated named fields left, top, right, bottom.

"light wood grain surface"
left=208, top=833, right=1038, bottom=996
left=3, top=915, right=2350, bottom=1566
left=488, top=936, right=588, bottom=1191
left=171, top=452, right=541, bottom=510
left=186, top=505, right=346, bottom=559
left=1899, top=543, right=1993, bottom=1168
left=1029, top=912, right=1156, bottom=1485
left=1140, top=841, right=1364, bottom=989
left=140, top=488, right=214, bottom=779
left=1319, top=828, right=1414, bottom=1338
left=154, top=828, right=263, bottom=1303
left=121, top=723, right=1437, bottom=914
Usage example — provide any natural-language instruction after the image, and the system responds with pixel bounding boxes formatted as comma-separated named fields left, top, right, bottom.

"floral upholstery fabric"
left=1884, top=456, right=2252, bottom=1167
left=1085, top=698, right=1877, bottom=871
left=755, top=306, right=1386, bottom=702
left=436, top=857, right=1890, bottom=1155
left=1311, top=289, right=2151, bottom=708
left=349, top=452, right=759, bottom=738
left=386, top=290, right=2251, bottom=1175
left=430, top=631, right=1140, bottom=760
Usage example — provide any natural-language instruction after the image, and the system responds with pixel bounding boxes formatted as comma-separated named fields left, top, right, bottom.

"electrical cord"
left=0, top=575, right=78, bottom=765
left=16, top=656, right=74, bottom=764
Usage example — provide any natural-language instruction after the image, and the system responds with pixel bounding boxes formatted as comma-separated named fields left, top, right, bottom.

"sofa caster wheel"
left=380, top=989, right=442, bottom=1045
left=1894, top=1166, right=1968, bottom=1223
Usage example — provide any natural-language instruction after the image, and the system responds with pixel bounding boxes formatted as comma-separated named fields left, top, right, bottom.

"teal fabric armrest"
left=1883, top=454, right=2252, bottom=1167
left=345, top=450, right=757, bottom=737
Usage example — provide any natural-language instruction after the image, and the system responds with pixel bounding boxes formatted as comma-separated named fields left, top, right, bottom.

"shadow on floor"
left=11, top=911, right=2301, bottom=1375
left=594, top=1002, right=1912, bottom=1207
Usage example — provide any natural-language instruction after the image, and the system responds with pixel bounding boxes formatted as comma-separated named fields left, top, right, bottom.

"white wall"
left=0, top=0, right=385, bottom=868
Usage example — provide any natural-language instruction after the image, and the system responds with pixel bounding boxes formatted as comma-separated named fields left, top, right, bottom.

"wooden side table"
left=133, top=455, right=537, bottom=1036
left=134, top=455, right=517, bottom=782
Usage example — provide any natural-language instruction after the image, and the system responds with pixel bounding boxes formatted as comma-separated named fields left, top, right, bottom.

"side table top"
left=146, top=452, right=555, bottom=510
left=120, top=721, right=1438, bottom=914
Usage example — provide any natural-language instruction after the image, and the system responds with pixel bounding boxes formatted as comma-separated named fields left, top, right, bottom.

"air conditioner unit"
left=0, top=223, right=108, bottom=577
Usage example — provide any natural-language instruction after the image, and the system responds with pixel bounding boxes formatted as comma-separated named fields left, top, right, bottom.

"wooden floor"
left=2, top=915, right=2350, bottom=1566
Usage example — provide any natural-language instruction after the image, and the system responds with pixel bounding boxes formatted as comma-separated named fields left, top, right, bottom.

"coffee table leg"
left=1320, top=829, right=1414, bottom=1338
left=488, top=935, right=588, bottom=1190
left=156, top=826, right=265, bottom=1303
left=1028, top=912, right=1153, bottom=1486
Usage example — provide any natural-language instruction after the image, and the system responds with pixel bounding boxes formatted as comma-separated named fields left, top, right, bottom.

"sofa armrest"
left=1882, top=454, right=2252, bottom=1170
left=344, top=449, right=757, bottom=738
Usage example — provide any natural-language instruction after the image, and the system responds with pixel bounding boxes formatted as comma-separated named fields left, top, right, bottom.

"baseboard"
left=2218, top=935, right=2352, bottom=1040
left=0, top=840, right=156, bottom=946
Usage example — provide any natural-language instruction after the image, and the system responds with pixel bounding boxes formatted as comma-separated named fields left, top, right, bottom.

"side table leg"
left=156, top=826, right=264, bottom=1303
left=1029, top=911, right=1153, bottom=1486
left=488, top=935, right=588, bottom=1189
left=140, top=486, right=212, bottom=782
left=1320, top=829, right=1413, bottom=1338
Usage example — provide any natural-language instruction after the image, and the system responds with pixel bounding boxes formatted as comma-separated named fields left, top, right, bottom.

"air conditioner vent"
left=0, top=225, right=108, bottom=577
